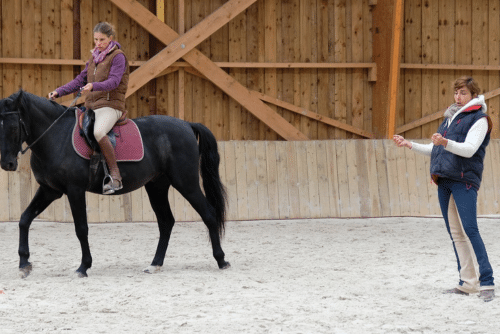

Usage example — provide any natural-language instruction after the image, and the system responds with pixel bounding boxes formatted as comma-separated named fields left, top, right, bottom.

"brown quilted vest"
left=85, top=47, right=129, bottom=119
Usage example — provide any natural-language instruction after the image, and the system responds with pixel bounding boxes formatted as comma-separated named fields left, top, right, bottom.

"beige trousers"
left=93, top=107, right=123, bottom=142
left=448, top=195, right=480, bottom=294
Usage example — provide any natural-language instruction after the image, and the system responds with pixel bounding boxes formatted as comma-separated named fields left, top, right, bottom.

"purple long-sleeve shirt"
left=56, top=43, right=126, bottom=97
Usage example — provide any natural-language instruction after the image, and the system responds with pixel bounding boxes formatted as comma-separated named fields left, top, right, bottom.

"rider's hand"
left=81, top=83, right=93, bottom=95
left=48, top=91, right=58, bottom=100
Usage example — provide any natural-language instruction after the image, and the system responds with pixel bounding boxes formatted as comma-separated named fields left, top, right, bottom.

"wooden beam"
left=395, top=87, right=500, bottom=134
left=251, top=91, right=376, bottom=139
left=401, top=63, right=500, bottom=70
left=180, top=66, right=373, bottom=137
left=372, top=0, right=394, bottom=138
left=109, top=0, right=308, bottom=140
left=126, top=0, right=257, bottom=97
left=386, top=0, right=404, bottom=138
left=0, top=57, right=376, bottom=70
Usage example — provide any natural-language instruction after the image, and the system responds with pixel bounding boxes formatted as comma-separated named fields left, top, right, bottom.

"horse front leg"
left=18, top=186, right=63, bottom=278
left=66, top=187, right=92, bottom=277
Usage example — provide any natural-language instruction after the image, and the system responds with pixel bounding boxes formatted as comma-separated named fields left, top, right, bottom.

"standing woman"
left=48, top=22, right=129, bottom=195
left=393, top=76, right=495, bottom=302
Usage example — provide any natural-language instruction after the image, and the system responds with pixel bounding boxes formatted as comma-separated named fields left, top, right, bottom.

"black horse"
left=0, top=90, right=230, bottom=278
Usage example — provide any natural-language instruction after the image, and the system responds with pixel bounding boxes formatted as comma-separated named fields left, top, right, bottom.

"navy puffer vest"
left=430, top=106, right=491, bottom=190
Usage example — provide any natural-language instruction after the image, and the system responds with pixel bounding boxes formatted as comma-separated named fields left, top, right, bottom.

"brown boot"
left=98, top=136, right=123, bottom=195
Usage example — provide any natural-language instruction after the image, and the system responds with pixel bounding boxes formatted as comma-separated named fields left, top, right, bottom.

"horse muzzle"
left=1, top=157, right=18, bottom=171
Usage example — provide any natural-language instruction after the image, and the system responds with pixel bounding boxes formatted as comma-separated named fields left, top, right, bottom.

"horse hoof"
left=219, top=261, right=231, bottom=270
left=19, top=264, right=33, bottom=279
left=143, top=265, right=162, bottom=274
left=75, top=270, right=88, bottom=278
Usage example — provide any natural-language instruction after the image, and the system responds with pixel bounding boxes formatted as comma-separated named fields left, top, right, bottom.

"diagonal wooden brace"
left=109, top=0, right=308, bottom=140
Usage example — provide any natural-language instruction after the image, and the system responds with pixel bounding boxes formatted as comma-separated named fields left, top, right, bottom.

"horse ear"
left=12, top=89, right=24, bottom=110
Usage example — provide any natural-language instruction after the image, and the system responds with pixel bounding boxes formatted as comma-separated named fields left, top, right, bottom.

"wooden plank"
left=275, top=141, right=290, bottom=219
left=245, top=1, right=263, bottom=140
left=299, top=0, right=313, bottom=138
left=350, top=0, right=363, bottom=138
left=87, top=193, right=101, bottom=223
left=221, top=141, right=238, bottom=221
left=80, top=0, right=93, bottom=60
left=488, top=0, right=500, bottom=140
left=373, top=140, right=390, bottom=216
left=412, top=144, right=430, bottom=216
left=334, top=0, right=347, bottom=139
left=295, top=141, right=311, bottom=218
left=364, top=140, right=382, bottom=217
left=345, top=140, right=360, bottom=217
left=383, top=140, right=401, bottom=216
left=403, top=146, right=420, bottom=216
left=314, top=141, right=330, bottom=217
left=234, top=141, right=248, bottom=220
left=60, top=0, right=75, bottom=94
left=228, top=11, right=244, bottom=139
left=264, top=0, right=278, bottom=140
left=335, top=140, right=350, bottom=217
left=486, top=141, right=500, bottom=213
left=285, top=141, right=300, bottom=218
left=403, top=0, right=422, bottom=140
left=265, top=141, right=279, bottom=219
left=325, top=140, right=340, bottom=217
left=480, top=139, right=495, bottom=214
left=316, top=0, right=330, bottom=139
left=255, top=141, right=270, bottom=219
left=420, top=0, right=439, bottom=139
left=305, top=141, right=321, bottom=218
left=355, top=140, right=371, bottom=217
left=245, top=141, right=259, bottom=220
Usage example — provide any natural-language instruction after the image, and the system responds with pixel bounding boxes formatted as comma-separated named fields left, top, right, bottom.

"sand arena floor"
left=1, top=217, right=500, bottom=333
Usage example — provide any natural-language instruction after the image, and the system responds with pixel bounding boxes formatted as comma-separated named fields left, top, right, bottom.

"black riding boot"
left=98, top=136, right=123, bottom=195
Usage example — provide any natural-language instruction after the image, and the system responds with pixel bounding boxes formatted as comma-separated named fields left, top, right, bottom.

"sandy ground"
left=1, top=217, right=500, bottom=334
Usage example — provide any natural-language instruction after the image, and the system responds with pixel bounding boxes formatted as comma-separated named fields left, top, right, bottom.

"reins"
left=15, top=91, right=82, bottom=155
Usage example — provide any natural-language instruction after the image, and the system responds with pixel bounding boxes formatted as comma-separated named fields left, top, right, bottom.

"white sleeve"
left=410, top=142, right=433, bottom=156
left=445, top=118, right=488, bottom=158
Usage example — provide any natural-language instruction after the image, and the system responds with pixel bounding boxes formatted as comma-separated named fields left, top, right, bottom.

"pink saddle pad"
left=72, top=109, right=144, bottom=162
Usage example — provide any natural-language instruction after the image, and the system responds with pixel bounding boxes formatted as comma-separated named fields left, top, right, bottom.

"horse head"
left=0, top=90, right=27, bottom=171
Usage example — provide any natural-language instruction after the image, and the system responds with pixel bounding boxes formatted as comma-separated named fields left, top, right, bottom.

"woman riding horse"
left=49, top=22, right=127, bottom=195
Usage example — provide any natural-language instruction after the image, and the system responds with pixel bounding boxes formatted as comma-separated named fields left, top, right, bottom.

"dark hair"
left=93, top=22, right=116, bottom=38
left=453, top=76, right=480, bottom=97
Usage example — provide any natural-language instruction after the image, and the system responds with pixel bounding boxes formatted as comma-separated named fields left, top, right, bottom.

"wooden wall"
left=399, top=0, right=500, bottom=140
left=2, top=139, right=500, bottom=223
left=0, top=0, right=374, bottom=141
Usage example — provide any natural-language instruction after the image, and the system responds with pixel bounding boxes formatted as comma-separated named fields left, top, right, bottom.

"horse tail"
left=190, top=122, right=227, bottom=237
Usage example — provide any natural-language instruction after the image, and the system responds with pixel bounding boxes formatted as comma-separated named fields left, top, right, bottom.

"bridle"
left=1, top=90, right=82, bottom=155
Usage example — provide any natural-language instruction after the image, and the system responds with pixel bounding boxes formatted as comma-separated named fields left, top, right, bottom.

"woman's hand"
left=81, top=83, right=94, bottom=95
left=48, top=91, right=58, bottom=100
left=431, top=133, right=448, bottom=147
left=393, top=135, right=412, bottom=149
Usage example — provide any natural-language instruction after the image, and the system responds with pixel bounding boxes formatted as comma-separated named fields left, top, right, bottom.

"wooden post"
left=372, top=0, right=403, bottom=138
left=386, top=0, right=404, bottom=138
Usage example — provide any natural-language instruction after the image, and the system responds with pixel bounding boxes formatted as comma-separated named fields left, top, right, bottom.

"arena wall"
left=1, top=139, right=499, bottom=223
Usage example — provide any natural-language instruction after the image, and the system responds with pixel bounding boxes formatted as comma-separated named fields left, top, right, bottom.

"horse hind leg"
left=181, top=187, right=230, bottom=270
left=143, top=180, right=175, bottom=273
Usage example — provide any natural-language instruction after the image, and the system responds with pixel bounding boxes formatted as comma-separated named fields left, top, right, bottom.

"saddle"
left=72, top=108, right=144, bottom=191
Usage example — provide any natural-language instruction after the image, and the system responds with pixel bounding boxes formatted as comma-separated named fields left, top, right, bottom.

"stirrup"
left=102, top=177, right=123, bottom=195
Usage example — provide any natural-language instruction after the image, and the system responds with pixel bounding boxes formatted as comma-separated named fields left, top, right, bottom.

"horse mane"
left=12, top=89, right=68, bottom=116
